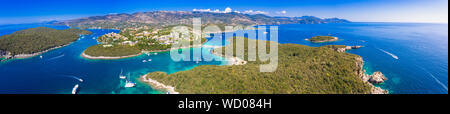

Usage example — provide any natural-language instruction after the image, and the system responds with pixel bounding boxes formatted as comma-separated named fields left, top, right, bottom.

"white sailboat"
left=119, top=69, right=126, bottom=79
left=124, top=73, right=136, bottom=88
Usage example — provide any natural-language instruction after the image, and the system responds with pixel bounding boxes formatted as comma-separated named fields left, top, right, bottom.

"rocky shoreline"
left=355, top=56, right=389, bottom=94
left=139, top=43, right=386, bottom=94
left=335, top=45, right=388, bottom=94
left=140, top=74, right=179, bottom=94
left=337, top=46, right=363, bottom=53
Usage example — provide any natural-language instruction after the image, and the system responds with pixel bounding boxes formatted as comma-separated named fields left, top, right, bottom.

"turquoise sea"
left=0, top=23, right=448, bottom=94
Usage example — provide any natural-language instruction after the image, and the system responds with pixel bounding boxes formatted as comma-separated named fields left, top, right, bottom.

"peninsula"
left=0, top=27, right=92, bottom=61
left=141, top=37, right=387, bottom=94
left=82, top=27, right=207, bottom=59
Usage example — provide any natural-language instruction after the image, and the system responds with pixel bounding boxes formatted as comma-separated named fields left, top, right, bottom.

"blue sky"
left=0, top=0, right=447, bottom=24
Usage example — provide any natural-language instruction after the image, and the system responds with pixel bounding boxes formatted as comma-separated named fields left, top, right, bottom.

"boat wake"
left=61, top=75, right=84, bottom=83
left=416, top=65, right=448, bottom=91
left=47, top=54, right=65, bottom=61
left=59, top=75, right=83, bottom=94
left=378, top=48, right=399, bottom=60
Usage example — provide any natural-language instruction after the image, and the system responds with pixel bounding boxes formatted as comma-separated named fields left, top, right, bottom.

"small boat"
left=40, top=55, right=43, bottom=59
left=148, top=59, right=152, bottom=61
left=120, top=76, right=126, bottom=79
left=72, top=84, right=79, bottom=94
left=142, top=60, right=147, bottom=63
left=124, top=81, right=136, bottom=88
left=124, top=73, right=136, bottom=88
left=154, top=53, right=158, bottom=55
left=119, top=69, right=126, bottom=79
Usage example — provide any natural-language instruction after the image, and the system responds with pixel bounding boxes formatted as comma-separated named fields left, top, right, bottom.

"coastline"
left=81, top=44, right=205, bottom=60
left=210, top=48, right=247, bottom=66
left=306, top=37, right=339, bottom=43
left=2, top=43, right=73, bottom=61
left=81, top=51, right=143, bottom=60
left=140, top=74, right=179, bottom=94
left=355, top=57, right=389, bottom=94
left=139, top=44, right=385, bottom=94
left=138, top=44, right=245, bottom=94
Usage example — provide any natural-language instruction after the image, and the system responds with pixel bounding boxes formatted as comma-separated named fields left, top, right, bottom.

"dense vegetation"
left=146, top=38, right=371, bottom=94
left=308, top=36, right=337, bottom=42
left=85, top=36, right=207, bottom=57
left=0, top=27, right=92, bottom=55
left=84, top=44, right=141, bottom=57
left=322, top=45, right=347, bottom=49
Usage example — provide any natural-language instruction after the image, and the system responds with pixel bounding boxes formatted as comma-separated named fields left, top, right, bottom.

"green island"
left=82, top=26, right=207, bottom=59
left=0, top=27, right=92, bottom=60
left=143, top=37, right=375, bottom=94
left=83, top=44, right=142, bottom=57
left=307, top=36, right=339, bottom=43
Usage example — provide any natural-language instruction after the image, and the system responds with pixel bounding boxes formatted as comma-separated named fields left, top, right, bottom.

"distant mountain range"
left=55, top=11, right=350, bottom=29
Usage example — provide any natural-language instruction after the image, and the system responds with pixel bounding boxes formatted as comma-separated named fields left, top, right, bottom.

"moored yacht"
left=124, top=73, right=136, bottom=88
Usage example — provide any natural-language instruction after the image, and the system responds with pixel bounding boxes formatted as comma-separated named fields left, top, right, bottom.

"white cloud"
left=192, top=7, right=269, bottom=15
left=224, top=7, right=232, bottom=13
left=276, top=10, right=287, bottom=15
left=193, top=7, right=233, bottom=13
left=242, top=10, right=268, bottom=15
left=193, top=8, right=211, bottom=12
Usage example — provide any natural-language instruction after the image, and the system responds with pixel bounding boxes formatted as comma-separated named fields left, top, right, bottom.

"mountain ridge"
left=55, top=11, right=351, bottom=29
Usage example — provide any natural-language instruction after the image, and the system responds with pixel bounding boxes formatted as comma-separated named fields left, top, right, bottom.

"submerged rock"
left=369, top=71, right=388, bottom=84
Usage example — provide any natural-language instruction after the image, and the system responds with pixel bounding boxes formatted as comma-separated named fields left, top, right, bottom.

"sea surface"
left=0, top=23, right=226, bottom=94
left=0, top=23, right=448, bottom=94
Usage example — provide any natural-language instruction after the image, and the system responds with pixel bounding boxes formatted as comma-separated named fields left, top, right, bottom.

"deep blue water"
left=0, top=23, right=448, bottom=94
left=264, top=23, right=448, bottom=94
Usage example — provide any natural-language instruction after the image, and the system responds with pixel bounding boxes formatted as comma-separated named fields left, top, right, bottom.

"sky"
left=0, top=0, right=448, bottom=25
